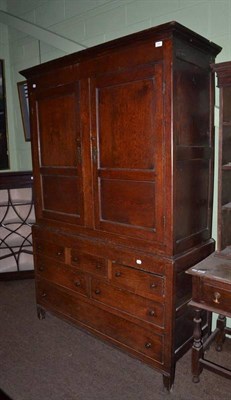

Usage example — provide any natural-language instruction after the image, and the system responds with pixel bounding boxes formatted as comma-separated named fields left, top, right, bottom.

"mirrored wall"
left=0, top=59, right=9, bottom=170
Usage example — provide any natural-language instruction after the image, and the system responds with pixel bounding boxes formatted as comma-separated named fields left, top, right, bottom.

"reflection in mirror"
left=0, top=59, right=9, bottom=170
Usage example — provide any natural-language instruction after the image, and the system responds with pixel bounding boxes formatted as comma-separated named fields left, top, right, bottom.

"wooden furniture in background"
left=186, top=60, right=231, bottom=383
left=187, top=259, right=231, bottom=382
left=21, top=22, right=221, bottom=390
left=0, top=171, right=35, bottom=280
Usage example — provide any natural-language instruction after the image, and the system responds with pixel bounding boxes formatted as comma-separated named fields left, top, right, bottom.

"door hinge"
left=162, top=81, right=166, bottom=95
left=92, top=146, right=98, bottom=164
left=163, top=215, right=166, bottom=228
left=76, top=146, right=82, bottom=164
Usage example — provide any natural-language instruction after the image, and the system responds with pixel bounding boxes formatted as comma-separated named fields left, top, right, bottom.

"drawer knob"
left=57, top=251, right=63, bottom=256
left=74, top=280, right=81, bottom=287
left=115, top=271, right=121, bottom=277
left=145, top=342, right=152, bottom=349
left=41, top=292, right=47, bottom=298
left=72, top=257, right=78, bottom=263
left=96, top=264, right=102, bottom=269
left=38, top=265, right=44, bottom=272
left=95, top=289, right=101, bottom=295
left=213, top=291, right=221, bottom=304
left=150, top=283, right=157, bottom=289
left=149, top=310, right=155, bottom=317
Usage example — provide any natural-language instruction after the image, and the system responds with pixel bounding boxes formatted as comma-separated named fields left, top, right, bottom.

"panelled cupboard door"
left=32, top=82, right=85, bottom=226
left=90, top=62, right=165, bottom=242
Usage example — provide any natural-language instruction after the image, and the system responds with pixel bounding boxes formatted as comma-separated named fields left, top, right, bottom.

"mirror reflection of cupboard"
left=213, top=61, right=231, bottom=257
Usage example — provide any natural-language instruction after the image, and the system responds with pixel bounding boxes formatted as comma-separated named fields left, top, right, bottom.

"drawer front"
left=37, top=279, right=164, bottom=363
left=91, top=279, right=164, bottom=327
left=200, top=281, right=231, bottom=313
left=71, top=250, right=108, bottom=277
left=111, top=264, right=164, bottom=300
left=35, top=239, right=65, bottom=262
left=36, top=255, right=88, bottom=297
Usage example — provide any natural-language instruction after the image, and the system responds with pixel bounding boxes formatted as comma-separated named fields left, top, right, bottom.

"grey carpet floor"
left=0, top=279, right=230, bottom=400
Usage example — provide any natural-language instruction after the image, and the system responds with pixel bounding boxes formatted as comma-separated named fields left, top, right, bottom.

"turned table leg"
left=192, top=308, right=203, bottom=383
left=215, top=314, right=226, bottom=351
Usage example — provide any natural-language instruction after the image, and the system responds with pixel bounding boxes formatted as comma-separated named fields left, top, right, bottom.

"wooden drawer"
left=37, top=279, right=164, bottom=363
left=91, top=279, right=164, bottom=327
left=35, top=239, right=65, bottom=262
left=71, top=250, right=108, bottom=277
left=36, top=255, right=88, bottom=297
left=197, top=278, right=231, bottom=314
left=111, top=263, right=164, bottom=300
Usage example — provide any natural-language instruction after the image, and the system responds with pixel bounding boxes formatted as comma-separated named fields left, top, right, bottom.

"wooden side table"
left=186, top=251, right=231, bottom=383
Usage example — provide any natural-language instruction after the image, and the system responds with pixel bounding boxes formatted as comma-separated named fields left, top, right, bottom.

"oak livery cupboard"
left=21, top=22, right=221, bottom=390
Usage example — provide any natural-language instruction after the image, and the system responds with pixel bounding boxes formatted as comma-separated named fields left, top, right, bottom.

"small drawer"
left=71, top=250, right=107, bottom=277
left=111, top=264, right=164, bottom=300
left=36, top=279, right=164, bottom=364
left=35, top=240, right=65, bottom=262
left=111, top=253, right=165, bottom=275
left=91, top=279, right=164, bottom=327
left=36, top=255, right=88, bottom=297
left=199, top=281, right=231, bottom=314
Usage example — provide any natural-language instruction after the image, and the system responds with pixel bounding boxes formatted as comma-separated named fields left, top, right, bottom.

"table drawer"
left=71, top=250, right=108, bottom=277
left=35, top=239, right=65, bottom=262
left=36, top=255, right=88, bottom=297
left=111, top=264, right=164, bottom=300
left=37, top=279, right=164, bottom=363
left=91, top=279, right=164, bottom=327
left=199, top=280, right=231, bottom=313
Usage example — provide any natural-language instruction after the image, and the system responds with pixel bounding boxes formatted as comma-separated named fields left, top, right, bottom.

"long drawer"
left=111, top=263, right=165, bottom=300
left=91, top=278, right=164, bottom=327
left=35, top=255, right=88, bottom=297
left=37, top=279, right=164, bottom=364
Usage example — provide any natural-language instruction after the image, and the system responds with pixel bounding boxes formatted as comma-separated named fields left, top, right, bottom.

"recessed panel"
left=100, top=179, right=156, bottom=230
left=42, top=175, right=81, bottom=216
left=175, top=160, right=210, bottom=241
left=38, top=87, right=80, bottom=167
left=97, top=78, right=155, bottom=170
left=174, top=60, right=210, bottom=146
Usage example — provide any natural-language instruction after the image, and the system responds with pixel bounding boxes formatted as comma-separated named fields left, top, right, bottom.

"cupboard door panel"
left=91, top=63, right=165, bottom=242
left=98, top=78, right=155, bottom=170
left=32, top=82, right=85, bottom=226
left=38, top=88, right=80, bottom=167
left=100, top=179, right=155, bottom=230
left=42, top=175, right=81, bottom=216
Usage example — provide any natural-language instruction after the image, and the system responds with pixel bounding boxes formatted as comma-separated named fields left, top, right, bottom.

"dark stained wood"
left=187, top=256, right=231, bottom=382
left=21, top=22, right=221, bottom=391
